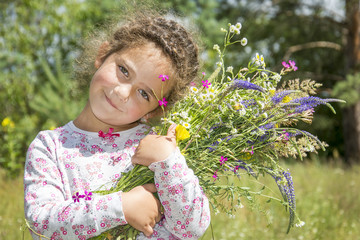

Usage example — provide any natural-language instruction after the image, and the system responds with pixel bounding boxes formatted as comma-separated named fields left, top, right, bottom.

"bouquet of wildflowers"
left=92, top=23, right=343, bottom=239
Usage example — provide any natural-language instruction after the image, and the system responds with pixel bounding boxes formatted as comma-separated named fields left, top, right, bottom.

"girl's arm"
left=147, top=148, right=211, bottom=239
left=24, top=132, right=128, bottom=239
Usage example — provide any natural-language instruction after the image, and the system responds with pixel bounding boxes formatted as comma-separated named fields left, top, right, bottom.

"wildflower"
left=158, top=74, right=169, bottom=81
left=190, top=86, right=199, bottom=94
left=226, top=66, right=233, bottom=73
left=202, top=79, right=211, bottom=88
left=254, top=53, right=265, bottom=67
left=288, top=60, right=298, bottom=71
left=213, top=44, right=220, bottom=51
left=231, top=79, right=265, bottom=93
left=282, top=61, right=290, bottom=68
left=235, top=22, right=242, bottom=30
left=72, top=192, right=84, bottom=203
left=240, top=37, right=248, bottom=46
left=219, top=156, right=228, bottom=165
left=1, top=117, right=15, bottom=128
left=181, top=122, right=191, bottom=129
left=282, top=96, right=292, bottom=103
left=282, top=60, right=298, bottom=71
left=175, top=125, right=190, bottom=141
left=158, top=97, right=168, bottom=107
left=216, top=61, right=223, bottom=67
left=190, top=82, right=196, bottom=86
left=212, top=171, right=218, bottom=180
left=269, top=89, right=276, bottom=96
left=271, top=90, right=297, bottom=105
left=84, top=191, right=92, bottom=200
left=290, top=96, right=341, bottom=113
left=202, top=72, right=206, bottom=76
left=295, top=221, right=305, bottom=228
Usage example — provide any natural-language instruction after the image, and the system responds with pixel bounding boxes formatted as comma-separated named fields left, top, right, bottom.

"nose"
left=114, top=84, right=131, bottom=102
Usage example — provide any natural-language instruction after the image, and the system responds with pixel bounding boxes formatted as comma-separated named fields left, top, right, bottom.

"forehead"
left=116, top=42, right=171, bottom=71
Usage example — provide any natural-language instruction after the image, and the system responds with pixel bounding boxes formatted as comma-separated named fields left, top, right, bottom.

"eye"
left=119, top=65, right=129, bottom=77
left=138, top=89, right=149, bottom=101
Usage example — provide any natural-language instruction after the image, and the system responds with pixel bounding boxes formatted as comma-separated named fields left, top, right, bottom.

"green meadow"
left=1, top=161, right=359, bottom=240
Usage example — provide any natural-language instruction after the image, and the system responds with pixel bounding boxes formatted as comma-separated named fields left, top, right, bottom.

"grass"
left=1, top=161, right=359, bottom=240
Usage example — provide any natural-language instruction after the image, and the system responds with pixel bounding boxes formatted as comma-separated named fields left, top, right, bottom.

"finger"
left=155, top=212, right=162, bottom=222
left=167, top=123, right=177, bottom=140
left=142, top=183, right=157, bottom=193
left=142, top=225, right=154, bottom=237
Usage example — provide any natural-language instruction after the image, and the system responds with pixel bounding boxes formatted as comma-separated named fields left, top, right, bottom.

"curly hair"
left=75, top=11, right=201, bottom=106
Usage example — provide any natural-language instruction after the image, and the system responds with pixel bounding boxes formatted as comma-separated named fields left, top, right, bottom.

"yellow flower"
left=175, top=125, right=190, bottom=141
left=269, top=89, right=276, bottom=96
left=233, top=103, right=242, bottom=110
left=282, top=96, right=292, bottom=103
left=1, top=117, right=15, bottom=128
left=50, top=126, right=57, bottom=130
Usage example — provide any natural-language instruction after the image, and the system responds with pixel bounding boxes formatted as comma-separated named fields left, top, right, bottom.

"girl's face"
left=87, top=42, right=172, bottom=131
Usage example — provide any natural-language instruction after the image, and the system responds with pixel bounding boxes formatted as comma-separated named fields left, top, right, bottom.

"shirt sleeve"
left=142, top=148, right=210, bottom=239
left=24, top=133, right=127, bottom=240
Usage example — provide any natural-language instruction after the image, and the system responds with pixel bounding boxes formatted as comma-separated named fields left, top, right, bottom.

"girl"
left=24, top=13, right=210, bottom=240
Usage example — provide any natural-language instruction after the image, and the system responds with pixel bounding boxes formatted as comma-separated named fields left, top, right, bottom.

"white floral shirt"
left=24, top=121, right=210, bottom=240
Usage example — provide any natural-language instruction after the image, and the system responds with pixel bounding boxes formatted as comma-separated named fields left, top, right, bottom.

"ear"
left=143, top=107, right=164, bottom=120
left=95, top=41, right=110, bottom=69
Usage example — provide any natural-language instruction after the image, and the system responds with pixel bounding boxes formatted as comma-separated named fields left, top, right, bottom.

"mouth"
left=105, top=95, right=121, bottom=111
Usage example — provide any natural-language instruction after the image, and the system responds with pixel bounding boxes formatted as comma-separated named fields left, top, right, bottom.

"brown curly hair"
left=75, top=11, right=201, bottom=106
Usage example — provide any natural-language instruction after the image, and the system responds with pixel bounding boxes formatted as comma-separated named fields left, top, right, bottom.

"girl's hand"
left=132, top=124, right=177, bottom=166
left=122, top=184, right=162, bottom=237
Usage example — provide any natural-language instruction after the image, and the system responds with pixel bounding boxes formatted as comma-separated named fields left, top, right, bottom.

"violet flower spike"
left=231, top=79, right=265, bottom=93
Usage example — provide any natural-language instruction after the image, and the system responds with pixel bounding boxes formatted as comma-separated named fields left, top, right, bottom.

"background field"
left=1, top=160, right=359, bottom=240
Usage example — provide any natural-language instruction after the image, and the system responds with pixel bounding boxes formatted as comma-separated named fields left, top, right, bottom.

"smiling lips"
left=105, top=95, right=121, bottom=111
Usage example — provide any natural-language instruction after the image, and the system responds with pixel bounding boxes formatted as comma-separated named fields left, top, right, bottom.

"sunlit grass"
left=1, top=161, right=359, bottom=240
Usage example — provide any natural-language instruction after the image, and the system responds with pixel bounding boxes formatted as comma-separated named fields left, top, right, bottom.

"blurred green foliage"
left=0, top=0, right=347, bottom=176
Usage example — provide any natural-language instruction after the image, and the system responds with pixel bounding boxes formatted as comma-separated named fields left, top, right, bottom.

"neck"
left=73, top=101, right=139, bottom=133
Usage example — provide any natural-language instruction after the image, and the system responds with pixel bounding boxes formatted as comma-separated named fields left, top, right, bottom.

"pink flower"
left=282, top=61, right=290, bottom=68
left=219, top=156, right=227, bottom=165
left=202, top=79, right=211, bottom=88
left=282, top=60, right=298, bottom=71
left=158, top=97, right=168, bottom=107
left=288, top=60, right=298, bottom=71
left=190, top=82, right=196, bottom=86
left=202, top=72, right=206, bottom=76
left=84, top=191, right=92, bottom=200
left=72, top=192, right=84, bottom=203
left=158, top=74, right=169, bottom=81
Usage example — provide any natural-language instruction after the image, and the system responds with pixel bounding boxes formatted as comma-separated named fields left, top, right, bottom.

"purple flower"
left=290, top=96, right=332, bottom=113
left=266, top=169, right=296, bottom=232
left=202, top=79, right=211, bottom=88
left=72, top=192, right=84, bottom=203
left=84, top=191, right=92, bottom=200
left=219, top=156, right=228, bottom=165
left=282, top=61, right=290, bottom=68
left=158, top=97, right=168, bottom=107
left=289, top=60, right=298, bottom=71
left=158, top=74, right=169, bottom=81
left=282, top=60, right=298, bottom=71
left=271, top=90, right=297, bottom=105
left=231, top=79, right=265, bottom=93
